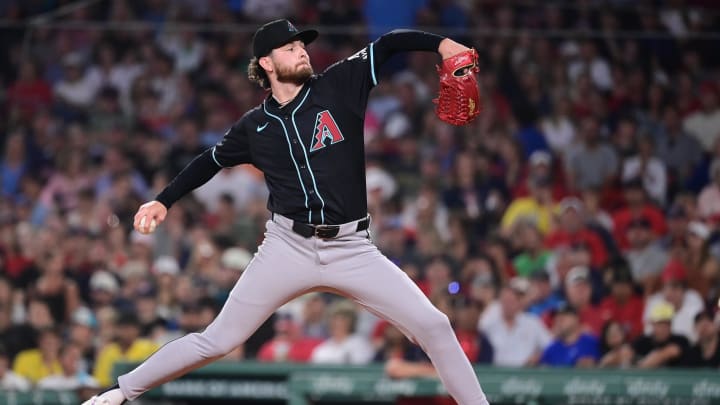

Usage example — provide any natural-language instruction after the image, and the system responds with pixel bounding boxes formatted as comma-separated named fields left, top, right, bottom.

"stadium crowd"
left=1, top=0, right=720, bottom=395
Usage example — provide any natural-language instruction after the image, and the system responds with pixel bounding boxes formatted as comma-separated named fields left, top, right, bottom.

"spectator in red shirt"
left=599, top=261, right=645, bottom=339
left=257, top=314, right=322, bottom=363
left=561, top=266, right=605, bottom=337
left=453, top=297, right=493, bottom=364
left=6, top=60, right=53, bottom=123
left=612, top=178, right=667, bottom=249
left=545, top=197, right=609, bottom=269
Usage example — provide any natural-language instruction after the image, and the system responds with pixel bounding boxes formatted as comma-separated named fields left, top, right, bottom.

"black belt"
left=291, top=216, right=370, bottom=239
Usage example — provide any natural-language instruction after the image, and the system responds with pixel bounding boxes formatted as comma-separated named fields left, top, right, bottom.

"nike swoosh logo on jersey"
left=257, top=122, right=269, bottom=132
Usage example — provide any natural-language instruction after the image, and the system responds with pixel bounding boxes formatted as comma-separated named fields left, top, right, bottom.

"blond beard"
left=276, top=62, right=313, bottom=85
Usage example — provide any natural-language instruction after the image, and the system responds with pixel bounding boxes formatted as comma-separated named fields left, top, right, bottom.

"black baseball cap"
left=554, top=302, right=578, bottom=316
left=252, top=19, right=318, bottom=58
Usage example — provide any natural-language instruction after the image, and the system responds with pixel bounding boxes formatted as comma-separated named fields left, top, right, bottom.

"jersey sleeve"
left=321, top=29, right=444, bottom=116
left=321, top=45, right=377, bottom=115
left=212, top=116, right=253, bottom=168
left=155, top=115, right=252, bottom=209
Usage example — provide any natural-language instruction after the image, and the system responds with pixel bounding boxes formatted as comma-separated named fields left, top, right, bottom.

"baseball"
left=140, top=216, right=158, bottom=234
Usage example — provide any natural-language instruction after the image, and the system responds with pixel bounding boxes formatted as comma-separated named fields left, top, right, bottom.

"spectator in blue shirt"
left=527, top=269, right=563, bottom=318
left=540, top=304, right=600, bottom=367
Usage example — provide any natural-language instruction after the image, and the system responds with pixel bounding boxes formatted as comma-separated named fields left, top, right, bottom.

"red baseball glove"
left=433, top=48, right=481, bottom=126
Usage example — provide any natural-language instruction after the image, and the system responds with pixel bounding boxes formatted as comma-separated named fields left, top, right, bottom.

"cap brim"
left=291, top=29, right=318, bottom=47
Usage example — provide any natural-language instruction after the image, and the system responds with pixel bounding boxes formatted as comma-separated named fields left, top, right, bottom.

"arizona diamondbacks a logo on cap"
left=287, top=21, right=297, bottom=32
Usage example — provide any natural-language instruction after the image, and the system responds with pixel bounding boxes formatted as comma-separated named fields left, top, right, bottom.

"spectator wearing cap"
left=12, top=327, right=62, bottom=384
left=129, top=229, right=156, bottom=268
left=660, top=205, right=690, bottom=250
left=565, top=116, right=619, bottom=192
left=118, top=260, right=150, bottom=299
left=68, top=308, right=97, bottom=371
left=501, top=174, right=557, bottom=235
left=599, top=262, right=645, bottom=339
left=540, top=304, right=600, bottom=367
left=622, top=136, right=667, bottom=205
left=683, top=81, right=720, bottom=152
left=512, top=150, right=567, bottom=201
left=687, top=310, right=720, bottom=368
left=93, top=312, right=158, bottom=387
left=151, top=256, right=181, bottom=322
left=54, top=51, right=100, bottom=110
left=683, top=220, right=719, bottom=298
left=623, top=215, right=669, bottom=293
left=479, top=278, right=552, bottom=367
left=643, top=260, right=704, bottom=342
left=209, top=247, right=253, bottom=303
left=89, top=271, right=120, bottom=309
left=560, top=266, right=605, bottom=337
left=612, top=178, right=667, bottom=250
left=512, top=221, right=551, bottom=278
left=698, top=160, right=720, bottom=221
left=258, top=313, right=322, bottom=363
left=37, top=342, right=99, bottom=390
left=545, top=197, right=609, bottom=269
left=526, top=269, right=563, bottom=318
left=0, top=344, right=30, bottom=391
left=629, top=301, right=690, bottom=368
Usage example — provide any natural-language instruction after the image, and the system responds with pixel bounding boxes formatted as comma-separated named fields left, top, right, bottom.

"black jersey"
left=212, top=47, right=377, bottom=224
left=156, top=30, right=444, bottom=225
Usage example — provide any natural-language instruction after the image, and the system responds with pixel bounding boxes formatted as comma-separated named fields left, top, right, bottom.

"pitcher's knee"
left=418, top=309, right=453, bottom=336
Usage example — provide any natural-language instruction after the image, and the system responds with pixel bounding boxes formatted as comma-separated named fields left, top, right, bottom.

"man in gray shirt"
left=566, top=117, right=619, bottom=191
left=655, top=105, right=703, bottom=185
left=624, top=216, right=668, bottom=292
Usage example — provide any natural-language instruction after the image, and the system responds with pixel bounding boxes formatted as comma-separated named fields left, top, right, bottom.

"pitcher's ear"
left=259, top=55, right=273, bottom=73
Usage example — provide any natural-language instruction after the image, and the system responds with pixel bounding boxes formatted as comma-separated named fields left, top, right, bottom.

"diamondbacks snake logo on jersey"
left=310, top=110, right=345, bottom=152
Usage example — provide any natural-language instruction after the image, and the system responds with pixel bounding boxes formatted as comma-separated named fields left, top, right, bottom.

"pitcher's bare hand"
left=133, top=201, right=168, bottom=234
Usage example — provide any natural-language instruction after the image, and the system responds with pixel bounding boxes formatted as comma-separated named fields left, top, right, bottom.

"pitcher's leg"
left=323, top=245, right=488, bottom=405
left=118, top=225, right=318, bottom=400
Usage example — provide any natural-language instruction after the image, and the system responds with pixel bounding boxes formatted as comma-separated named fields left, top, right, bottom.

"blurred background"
left=0, top=0, right=720, bottom=404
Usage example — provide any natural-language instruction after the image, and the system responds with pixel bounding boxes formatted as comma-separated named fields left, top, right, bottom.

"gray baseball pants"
left=117, top=214, right=488, bottom=404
